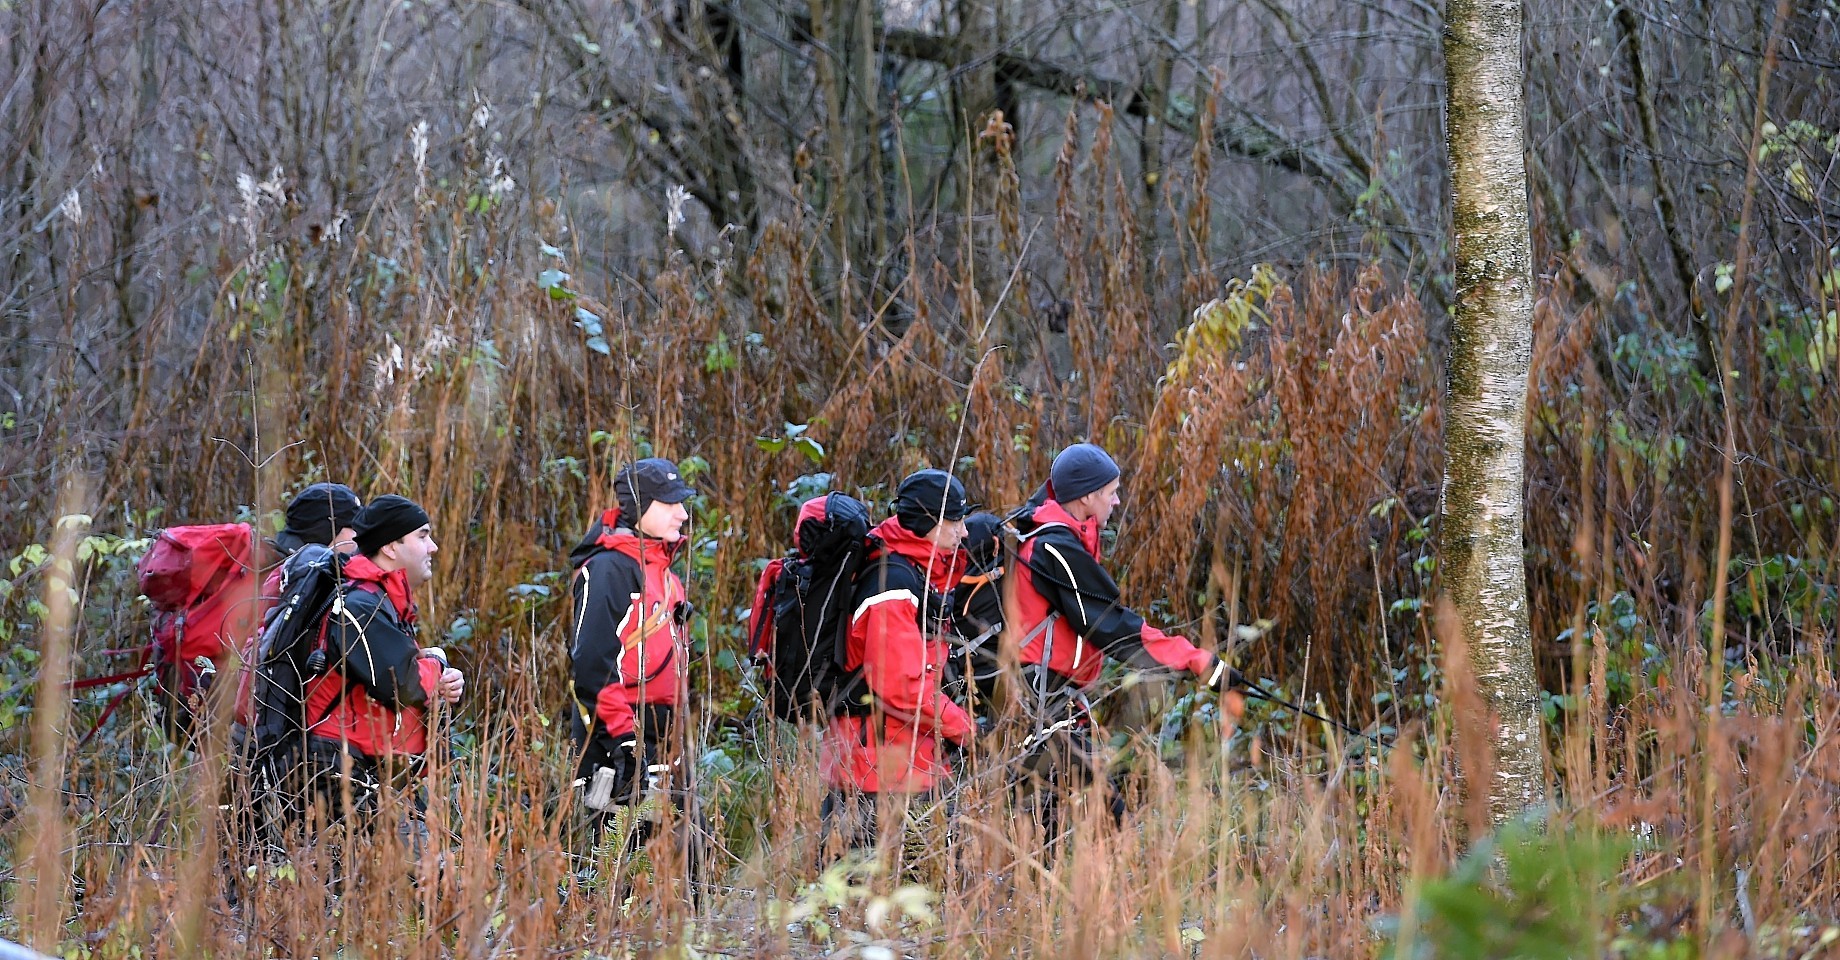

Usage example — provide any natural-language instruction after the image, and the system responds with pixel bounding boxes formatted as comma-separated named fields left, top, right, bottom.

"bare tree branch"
left=1615, top=2, right=1716, bottom=379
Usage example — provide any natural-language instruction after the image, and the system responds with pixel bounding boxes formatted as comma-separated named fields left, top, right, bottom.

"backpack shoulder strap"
left=747, top=555, right=790, bottom=657
left=1017, top=520, right=1068, bottom=542
left=855, top=545, right=923, bottom=606
left=316, top=577, right=385, bottom=659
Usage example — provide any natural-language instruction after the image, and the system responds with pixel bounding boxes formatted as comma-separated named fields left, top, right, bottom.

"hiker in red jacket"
left=820, top=469, right=980, bottom=852
left=568, top=458, right=696, bottom=824
left=294, top=495, right=465, bottom=827
left=1010, top=444, right=1241, bottom=829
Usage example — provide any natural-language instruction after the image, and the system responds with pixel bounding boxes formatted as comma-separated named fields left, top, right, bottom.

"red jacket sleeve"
left=854, top=595, right=976, bottom=745
left=594, top=680, right=637, bottom=741
left=1028, top=533, right=1218, bottom=680
left=1138, top=625, right=1219, bottom=679
left=415, top=656, right=445, bottom=699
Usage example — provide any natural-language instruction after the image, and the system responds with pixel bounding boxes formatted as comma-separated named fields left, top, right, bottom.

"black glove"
left=581, top=733, right=641, bottom=810
left=1204, top=659, right=1247, bottom=693
left=605, top=733, right=641, bottom=801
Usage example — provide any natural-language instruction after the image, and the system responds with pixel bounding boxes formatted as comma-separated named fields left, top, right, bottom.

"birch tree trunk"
left=1440, top=0, right=1545, bottom=824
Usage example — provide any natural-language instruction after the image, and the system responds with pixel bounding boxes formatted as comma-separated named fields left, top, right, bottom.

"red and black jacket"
left=1012, top=499, right=1222, bottom=689
left=302, top=554, right=443, bottom=762
left=821, top=517, right=977, bottom=794
left=567, top=512, right=688, bottom=754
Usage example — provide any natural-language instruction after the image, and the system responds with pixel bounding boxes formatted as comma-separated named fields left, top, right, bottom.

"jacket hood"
left=871, top=515, right=965, bottom=592
left=1022, top=498, right=1102, bottom=558
left=342, top=552, right=418, bottom=624
left=1010, top=483, right=1052, bottom=531
left=568, top=519, right=610, bottom=568
left=569, top=517, right=683, bottom=570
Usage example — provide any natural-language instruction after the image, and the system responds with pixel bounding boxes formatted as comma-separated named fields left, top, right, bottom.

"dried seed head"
left=666, top=184, right=690, bottom=238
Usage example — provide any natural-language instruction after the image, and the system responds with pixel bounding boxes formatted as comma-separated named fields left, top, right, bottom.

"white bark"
left=1440, top=0, right=1545, bottom=824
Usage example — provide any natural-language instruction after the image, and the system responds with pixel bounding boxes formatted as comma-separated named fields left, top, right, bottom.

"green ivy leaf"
left=791, top=436, right=825, bottom=463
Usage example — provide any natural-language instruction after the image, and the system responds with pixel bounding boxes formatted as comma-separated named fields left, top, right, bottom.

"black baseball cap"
left=893, top=469, right=976, bottom=534
left=617, top=458, right=696, bottom=508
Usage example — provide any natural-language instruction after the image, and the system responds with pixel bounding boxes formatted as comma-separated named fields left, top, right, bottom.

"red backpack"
left=135, top=523, right=264, bottom=733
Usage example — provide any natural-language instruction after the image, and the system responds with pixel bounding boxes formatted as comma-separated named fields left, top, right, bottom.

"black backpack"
left=747, top=492, right=873, bottom=721
left=233, top=543, right=346, bottom=761
left=943, top=512, right=1009, bottom=706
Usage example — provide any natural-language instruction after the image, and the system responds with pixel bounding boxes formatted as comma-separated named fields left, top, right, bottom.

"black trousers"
left=244, top=736, right=424, bottom=840
left=573, top=705, right=709, bottom=883
left=228, top=737, right=429, bottom=901
left=575, top=704, right=679, bottom=810
left=819, top=790, right=881, bottom=853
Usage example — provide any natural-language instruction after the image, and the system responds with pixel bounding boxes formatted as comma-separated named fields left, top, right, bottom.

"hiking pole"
left=1228, top=678, right=1388, bottom=747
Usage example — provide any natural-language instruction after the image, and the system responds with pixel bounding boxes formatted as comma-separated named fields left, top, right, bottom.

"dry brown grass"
left=13, top=643, right=1839, bottom=958
left=3, top=74, right=1837, bottom=958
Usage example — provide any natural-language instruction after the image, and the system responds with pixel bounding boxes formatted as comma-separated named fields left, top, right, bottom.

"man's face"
left=384, top=525, right=439, bottom=586
left=638, top=499, right=690, bottom=542
left=1077, top=479, right=1123, bottom=528
left=331, top=526, right=359, bottom=556
left=926, top=517, right=969, bottom=552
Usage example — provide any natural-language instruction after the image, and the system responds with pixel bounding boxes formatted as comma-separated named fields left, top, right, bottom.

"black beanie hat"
left=351, top=494, right=431, bottom=556
left=614, top=457, right=696, bottom=527
left=893, top=469, right=974, bottom=535
left=275, top=482, right=361, bottom=555
left=1049, top=443, right=1120, bottom=503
